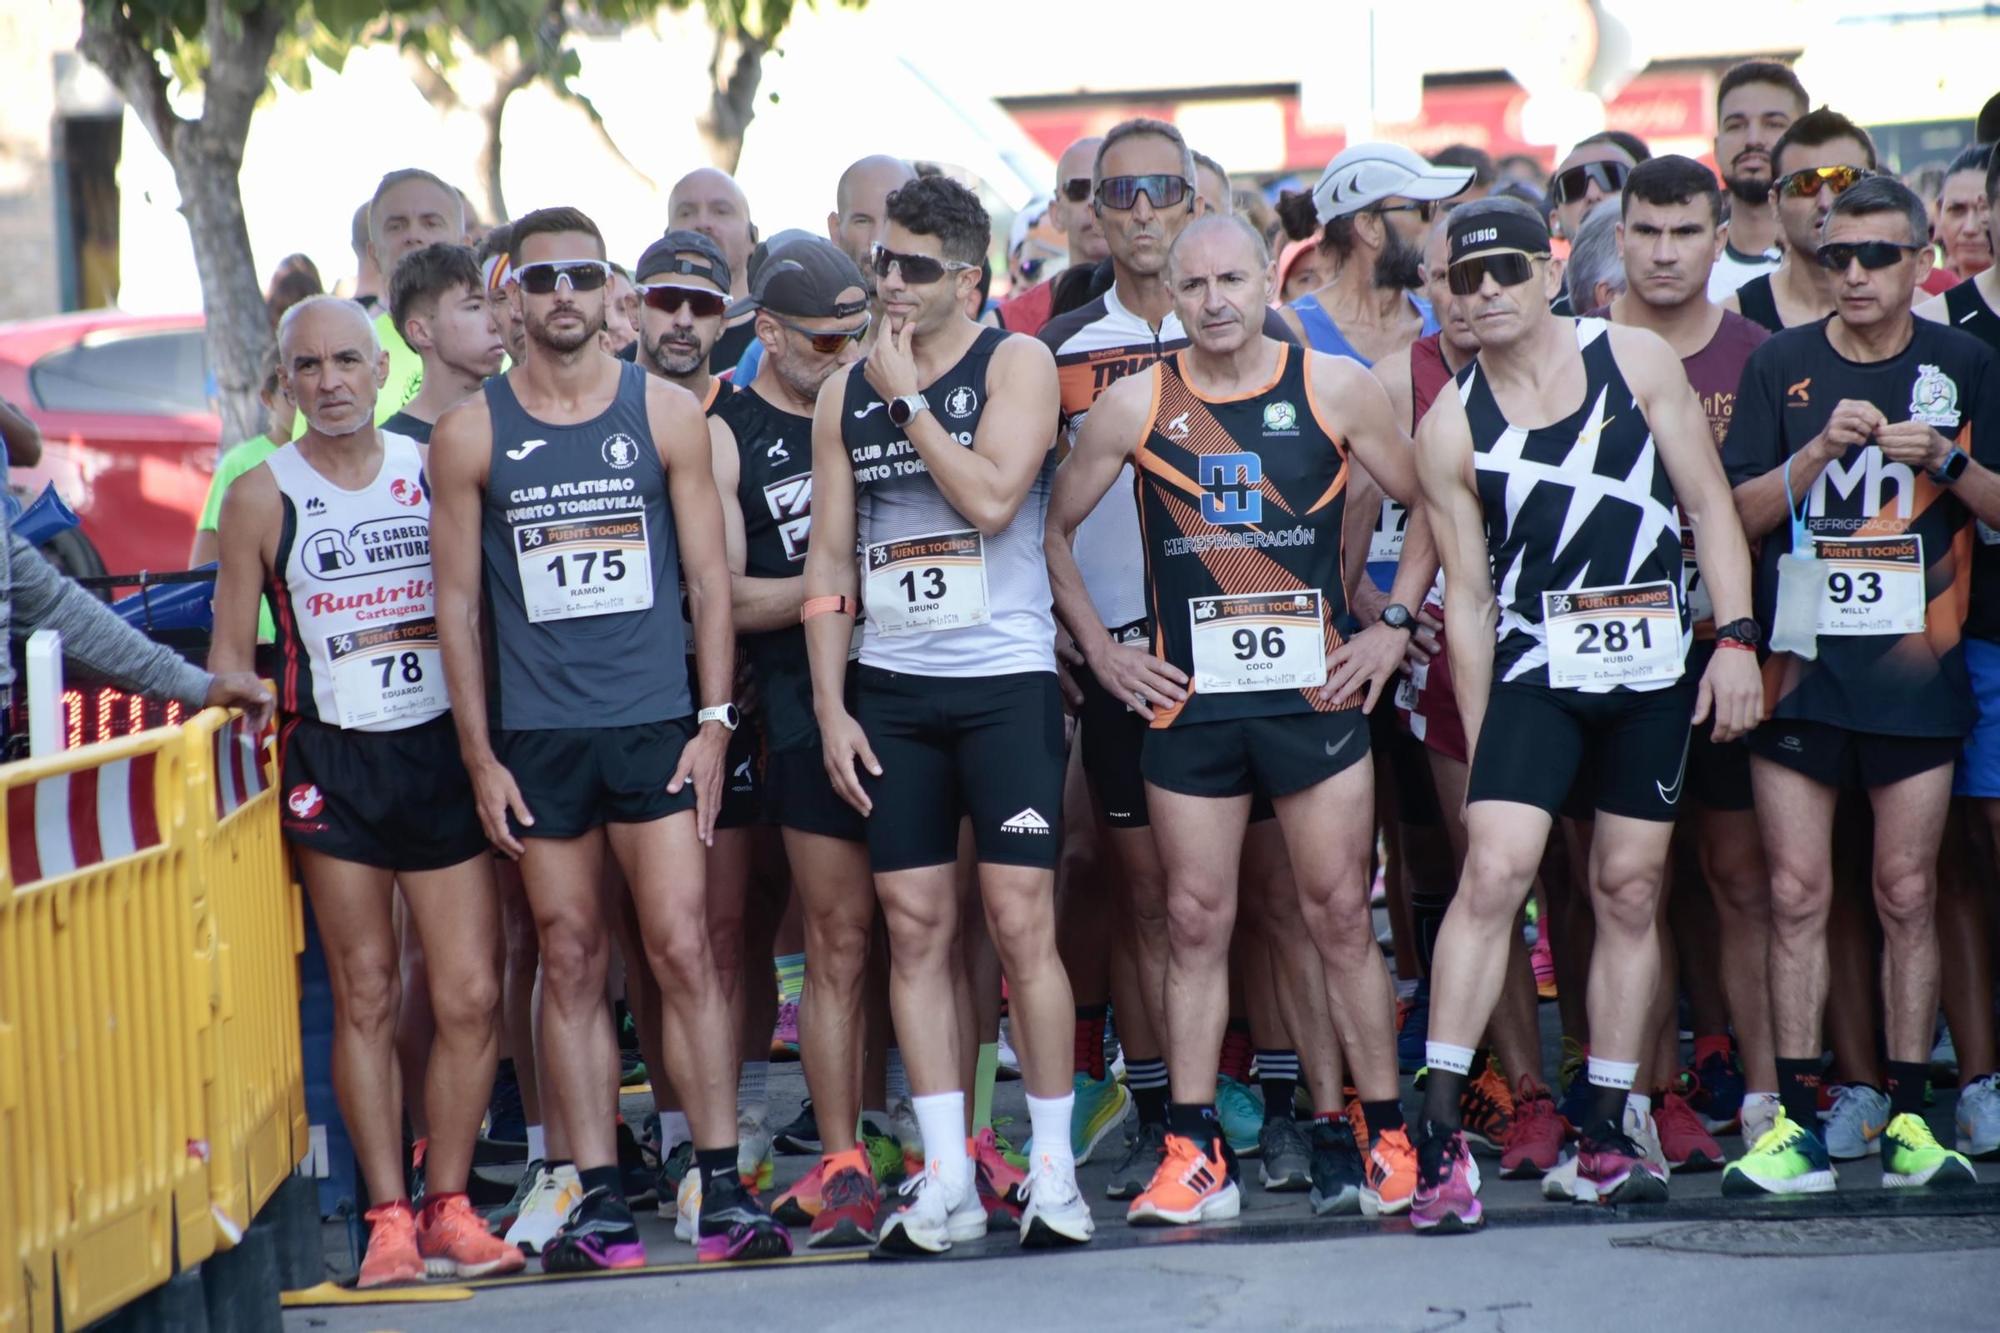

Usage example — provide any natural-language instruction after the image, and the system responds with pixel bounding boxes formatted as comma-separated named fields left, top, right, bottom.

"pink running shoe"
left=1500, top=1081, right=1568, bottom=1178
left=1530, top=932, right=1557, bottom=1000
left=1411, top=1130, right=1484, bottom=1233
left=1578, top=1128, right=1669, bottom=1203
left=770, top=998, right=800, bottom=1057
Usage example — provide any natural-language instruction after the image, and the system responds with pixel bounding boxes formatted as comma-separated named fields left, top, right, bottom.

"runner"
left=1410, top=197, right=1763, bottom=1230
left=668, top=167, right=761, bottom=372
left=1707, top=61, right=1809, bottom=300
left=1935, top=143, right=1995, bottom=287
left=1606, top=154, right=1779, bottom=1153
left=384, top=242, right=506, bottom=442
left=476, top=223, right=529, bottom=366
left=1720, top=176, right=2000, bottom=1196
left=1550, top=136, right=1638, bottom=245
left=363, top=169, right=465, bottom=424
left=829, top=155, right=920, bottom=296
left=429, top=206, right=790, bottom=1267
left=997, top=137, right=1106, bottom=336
left=208, top=295, right=522, bottom=1285
left=1046, top=211, right=1433, bottom=1227
left=635, top=229, right=734, bottom=412
left=802, top=173, right=1094, bottom=1254
left=1726, top=110, right=1879, bottom=332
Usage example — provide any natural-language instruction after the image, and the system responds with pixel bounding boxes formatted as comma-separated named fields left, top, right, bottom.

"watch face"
left=888, top=399, right=910, bottom=426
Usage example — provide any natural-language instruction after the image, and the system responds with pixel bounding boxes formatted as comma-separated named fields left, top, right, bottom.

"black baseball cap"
left=636, top=229, right=730, bottom=292
left=728, top=233, right=868, bottom=321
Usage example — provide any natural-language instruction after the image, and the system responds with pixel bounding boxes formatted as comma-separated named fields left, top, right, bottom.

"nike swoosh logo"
left=506, top=439, right=551, bottom=460
left=853, top=402, right=886, bottom=419
left=1325, top=731, right=1356, bottom=759
left=1657, top=733, right=1691, bottom=804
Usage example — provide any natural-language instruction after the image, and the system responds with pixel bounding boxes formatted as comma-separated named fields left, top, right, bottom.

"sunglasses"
left=510, top=259, right=611, bottom=294
left=1095, top=174, right=1192, bottom=211
left=1778, top=165, right=1872, bottom=199
left=1061, top=177, right=1092, bottom=203
left=871, top=244, right=976, bottom=285
left=1815, top=240, right=1923, bottom=272
left=641, top=284, right=727, bottom=318
left=1446, top=250, right=1542, bottom=296
left=1554, top=160, right=1631, bottom=205
left=1370, top=201, right=1439, bottom=223
left=768, top=312, right=871, bottom=353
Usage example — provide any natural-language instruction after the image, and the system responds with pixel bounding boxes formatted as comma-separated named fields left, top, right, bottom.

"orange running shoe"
left=358, top=1200, right=424, bottom=1288
left=1127, top=1133, right=1239, bottom=1225
left=1362, top=1125, right=1418, bottom=1216
left=772, top=1157, right=825, bottom=1226
left=415, top=1193, right=526, bottom=1278
left=1461, top=1062, right=1517, bottom=1153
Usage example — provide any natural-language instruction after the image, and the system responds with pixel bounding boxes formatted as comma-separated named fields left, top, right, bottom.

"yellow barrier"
left=0, top=709, right=301, bottom=1332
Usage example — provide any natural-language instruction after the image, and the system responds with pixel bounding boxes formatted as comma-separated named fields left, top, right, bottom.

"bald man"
left=998, top=136, right=1109, bottom=336
left=830, top=154, right=918, bottom=302
left=670, top=167, right=760, bottom=372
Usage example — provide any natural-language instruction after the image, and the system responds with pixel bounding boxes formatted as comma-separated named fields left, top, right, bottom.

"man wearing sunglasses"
left=431, top=206, right=791, bottom=1269
left=804, top=173, right=1093, bottom=1256
left=1726, top=109, right=1879, bottom=334
left=1410, top=197, right=1763, bottom=1230
left=1708, top=60, right=1809, bottom=301
left=636, top=229, right=735, bottom=413
left=1549, top=136, right=1638, bottom=253
left=1722, top=175, right=2000, bottom=1199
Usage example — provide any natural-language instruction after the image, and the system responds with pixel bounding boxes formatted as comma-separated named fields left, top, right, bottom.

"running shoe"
left=771, top=1157, right=823, bottom=1226
left=972, top=1126, right=1027, bottom=1226
left=1656, top=1091, right=1723, bottom=1170
left=773, top=1099, right=821, bottom=1156
left=696, top=1172, right=794, bottom=1261
left=1821, top=1082, right=1891, bottom=1159
left=875, top=1164, right=987, bottom=1257
left=1881, top=1112, right=1978, bottom=1188
left=890, top=1098, right=924, bottom=1177
left=770, top=998, right=800, bottom=1059
left=1541, top=1151, right=1590, bottom=1203
left=1500, top=1082, right=1567, bottom=1178
left=1686, top=1048, right=1745, bottom=1134
left=1955, top=1072, right=2000, bottom=1158
left=1721, top=1109, right=1837, bottom=1196
left=996, top=1020, right=1022, bottom=1081
left=504, top=1162, right=581, bottom=1256
left=654, top=1141, right=693, bottom=1220
left=616, top=1119, right=657, bottom=1207
left=673, top=1166, right=701, bottom=1243
left=1105, top=1119, right=1169, bottom=1201
left=1258, top=1115, right=1312, bottom=1191
left=1411, top=1130, right=1483, bottom=1233
left=1741, top=1094, right=1780, bottom=1148
left=1307, top=1116, right=1365, bottom=1216
left=1460, top=1061, right=1515, bottom=1154
left=620, top=1053, right=649, bottom=1089
left=1931, top=1024, right=1959, bottom=1081
left=1557, top=1040, right=1594, bottom=1131
left=541, top=1185, right=646, bottom=1272
left=1396, top=980, right=1431, bottom=1073
left=414, top=1193, right=525, bottom=1278
left=860, top=1117, right=908, bottom=1186
left=1361, top=1125, right=1418, bottom=1216
left=1128, top=1133, right=1239, bottom=1225
left=1530, top=931, right=1557, bottom=1000
left=406, top=1138, right=428, bottom=1206
left=1215, top=1077, right=1265, bottom=1157
left=809, top=1150, right=881, bottom=1249
left=1070, top=1071, right=1132, bottom=1165
left=485, top=1158, right=542, bottom=1234
left=739, top=1106, right=775, bottom=1190
left=1018, top=1149, right=1094, bottom=1247
left=1577, top=1123, right=1669, bottom=1203
left=357, top=1200, right=423, bottom=1288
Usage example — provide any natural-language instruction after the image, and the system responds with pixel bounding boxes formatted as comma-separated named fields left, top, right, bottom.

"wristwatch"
left=696, top=703, right=740, bottom=732
left=1929, top=447, right=1970, bottom=485
left=1379, top=603, right=1415, bottom=632
left=1715, top=618, right=1763, bottom=650
left=887, top=393, right=930, bottom=428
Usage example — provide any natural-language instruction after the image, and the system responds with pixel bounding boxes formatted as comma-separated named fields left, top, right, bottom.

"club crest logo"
left=601, top=433, right=642, bottom=469
left=1910, top=364, right=1960, bottom=429
left=1262, top=400, right=1298, bottom=434
left=287, top=784, right=324, bottom=819
left=945, top=385, right=978, bottom=419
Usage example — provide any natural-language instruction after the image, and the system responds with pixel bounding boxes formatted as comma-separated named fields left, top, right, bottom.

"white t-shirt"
left=1708, top=243, right=1783, bottom=301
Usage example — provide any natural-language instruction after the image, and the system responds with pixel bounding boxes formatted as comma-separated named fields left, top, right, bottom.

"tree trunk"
left=697, top=25, right=767, bottom=173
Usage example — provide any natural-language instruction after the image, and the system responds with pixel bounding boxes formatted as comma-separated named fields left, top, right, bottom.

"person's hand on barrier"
left=206, top=672, right=273, bottom=731
left=471, top=758, right=533, bottom=858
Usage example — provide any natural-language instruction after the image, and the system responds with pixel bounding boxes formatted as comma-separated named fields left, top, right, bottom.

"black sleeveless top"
left=1735, top=273, right=1784, bottom=334
left=1944, top=279, right=2000, bottom=354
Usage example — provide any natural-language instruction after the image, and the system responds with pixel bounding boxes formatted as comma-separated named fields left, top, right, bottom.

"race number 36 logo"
left=1198, top=452, right=1263, bottom=526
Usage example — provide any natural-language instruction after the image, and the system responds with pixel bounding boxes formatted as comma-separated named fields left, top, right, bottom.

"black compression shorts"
left=1469, top=680, right=1696, bottom=823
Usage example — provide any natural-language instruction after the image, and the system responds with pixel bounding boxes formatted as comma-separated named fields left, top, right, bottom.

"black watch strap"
left=1380, top=602, right=1414, bottom=630
left=1715, top=617, right=1762, bottom=648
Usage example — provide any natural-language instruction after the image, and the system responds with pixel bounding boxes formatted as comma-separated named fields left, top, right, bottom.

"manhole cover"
left=1632, top=1216, right=2000, bottom=1257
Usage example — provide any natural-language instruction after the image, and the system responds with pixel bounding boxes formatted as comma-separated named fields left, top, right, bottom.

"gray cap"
left=728, top=233, right=868, bottom=320
left=1312, top=142, right=1475, bottom=222
left=636, top=228, right=730, bottom=292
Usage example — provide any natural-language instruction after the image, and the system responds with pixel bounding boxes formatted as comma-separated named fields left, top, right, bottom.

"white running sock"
left=887, top=1048, right=910, bottom=1104
left=662, top=1110, right=691, bottom=1151
left=526, top=1123, right=547, bottom=1162
left=738, top=1059, right=770, bottom=1117
left=1027, top=1092, right=1076, bottom=1173
left=1587, top=1056, right=1639, bottom=1090
left=911, top=1091, right=970, bottom=1191
left=1426, top=1042, right=1476, bottom=1076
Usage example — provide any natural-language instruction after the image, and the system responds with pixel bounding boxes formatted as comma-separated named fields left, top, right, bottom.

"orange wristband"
left=802, top=595, right=857, bottom=622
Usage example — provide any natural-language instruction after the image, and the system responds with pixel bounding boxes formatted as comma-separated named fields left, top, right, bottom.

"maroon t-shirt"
left=1678, top=309, right=1769, bottom=635
left=1410, top=331, right=1452, bottom=431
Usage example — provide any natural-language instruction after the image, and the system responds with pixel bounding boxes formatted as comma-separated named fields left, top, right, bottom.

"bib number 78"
left=373, top=651, right=426, bottom=688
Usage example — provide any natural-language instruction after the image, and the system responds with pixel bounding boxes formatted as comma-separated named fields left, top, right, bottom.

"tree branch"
left=195, top=0, right=288, bottom=154
left=76, top=5, right=183, bottom=160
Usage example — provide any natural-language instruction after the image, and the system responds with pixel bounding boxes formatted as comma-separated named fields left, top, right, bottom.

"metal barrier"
left=0, top=708, right=302, bottom=1332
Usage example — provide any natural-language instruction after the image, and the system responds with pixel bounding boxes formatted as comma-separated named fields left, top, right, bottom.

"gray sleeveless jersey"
left=481, top=361, right=690, bottom=729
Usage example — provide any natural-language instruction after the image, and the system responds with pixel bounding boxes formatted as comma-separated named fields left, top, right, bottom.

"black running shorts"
left=495, top=717, right=697, bottom=839
left=716, top=717, right=768, bottom=831
left=279, top=714, right=489, bottom=871
left=854, top=666, right=1065, bottom=872
left=1469, top=680, right=1695, bottom=823
left=1373, top=704, right=1443, bottom=826
left=1074, top=658, right=1152, bottom=829
left=1746, top=717, right=1961, bottom=790
left=1682, top=645, right=1754, bottom=812
left=766, top=744, right=866, bottom=844
left=1142, top=707, right=1370, bottom=801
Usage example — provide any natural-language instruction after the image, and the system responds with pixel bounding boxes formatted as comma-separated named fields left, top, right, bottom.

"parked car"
left=0, top=310, right=217, bottom=578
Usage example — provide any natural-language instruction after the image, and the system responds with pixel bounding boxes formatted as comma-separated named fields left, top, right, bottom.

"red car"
left=0, top=310, right=218, bottom=578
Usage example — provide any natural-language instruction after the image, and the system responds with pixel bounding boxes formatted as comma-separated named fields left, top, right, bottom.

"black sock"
left=1420, top=1068, right=1466, bottom=1131
left=1585, top=1083, right=1628, bottom=1138
left=579, top=1164, right=620, bottom=1198
left=545, top=1158, right=574, bottom=1175
left=695, top=1146, right=737, bottom=1192
left=1128, top=1060, right=1170, bottom=1126
left=1169, top=1102, right=1219, bottom=1145
left=1360, top=1098, right=1405, bottom=1144
left=1885, top=1060, right=1928, bottom=1117
left=1256, top=1049, right=1299, bottom=1122
left=1776, top=1056, right=1823, bottom=1129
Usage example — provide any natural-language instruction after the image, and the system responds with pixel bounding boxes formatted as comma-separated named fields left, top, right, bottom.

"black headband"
left=1448, top=210, right=1552, bottom=266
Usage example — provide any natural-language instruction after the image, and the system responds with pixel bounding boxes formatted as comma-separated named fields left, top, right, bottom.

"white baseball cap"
left=1312, top=143, right=1475, bottom=223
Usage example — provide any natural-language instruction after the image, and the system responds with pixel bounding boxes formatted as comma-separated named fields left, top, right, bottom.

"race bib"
left=865, top=529, right=989, bottom=636
left=515, top=514, right=654, bottom=623
left=1189, top=590, right=1326, bottom=694
left=326, top=619, right=445, bottom=729
left=1542, top=581, right=1683, bottom=690
left=1368, top=499, right=1408, bottom=565
left=1814, top=535, right=1925, bottom=636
